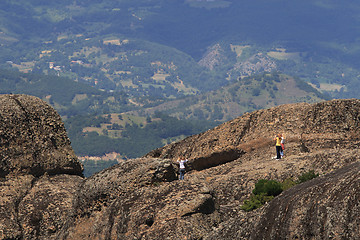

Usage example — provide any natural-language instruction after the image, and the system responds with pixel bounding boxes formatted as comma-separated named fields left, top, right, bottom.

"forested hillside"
left=136, top=72, right=329, bottom=122
left=0, top=68, right=325, bottom=160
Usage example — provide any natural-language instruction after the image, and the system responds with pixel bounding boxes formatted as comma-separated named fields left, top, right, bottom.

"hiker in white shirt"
left=177, top=157, right=188, bottom=180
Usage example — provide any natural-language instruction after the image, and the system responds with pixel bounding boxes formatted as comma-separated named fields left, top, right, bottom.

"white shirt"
left=178, top=159, right=188, bottom=169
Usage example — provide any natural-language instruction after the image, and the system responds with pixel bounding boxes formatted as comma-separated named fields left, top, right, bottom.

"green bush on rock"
left=241, top=170, right=319, bottom=212
left=297, top=170, right=319, bottom=184
left=241, top=179, right=283, bottom=212
left=241, top=193, right=275, bottom=212
left=252, top=179, right=283, bottom=196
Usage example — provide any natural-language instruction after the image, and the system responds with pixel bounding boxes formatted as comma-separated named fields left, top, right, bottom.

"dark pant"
left=179, top=169, right=186, bottom=180
left=276, top=146, right=282, bottom=159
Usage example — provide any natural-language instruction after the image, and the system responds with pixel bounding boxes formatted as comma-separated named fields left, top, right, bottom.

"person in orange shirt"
left=274, top=134, right=282, bottom=160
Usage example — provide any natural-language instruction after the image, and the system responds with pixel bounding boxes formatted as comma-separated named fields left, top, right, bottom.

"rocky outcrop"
left=60, top=158, right=218, bottom=239
left=205, top=161, right=360, bottom=240
left=0, top=96, right=359, bottom=239
left=0, top=94, right=83, bottom=177
left=0, top=94, right=84, bottom=239
left=146, top=99, right=360, bottom=163
left=142, top=98, right=360, bottom=239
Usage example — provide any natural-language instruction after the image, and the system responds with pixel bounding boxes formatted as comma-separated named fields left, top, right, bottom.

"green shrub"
left=241, top=170, right=319, bottom=212
left=281, top=178, right=297, bottom=191
left=297, top=170, right=319, bottom=184
left=241, top=179, right=282, bottom=212
left=241, top=193, right=274, bottom=212
left=252, top=179, right=267, bottom=195
left=252, top=179, right=283, bottom=197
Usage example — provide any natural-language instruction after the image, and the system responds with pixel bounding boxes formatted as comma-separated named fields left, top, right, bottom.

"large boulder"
left=0, top=94, right=84, bottom=239
left=0, top=94, right=83, bottom=177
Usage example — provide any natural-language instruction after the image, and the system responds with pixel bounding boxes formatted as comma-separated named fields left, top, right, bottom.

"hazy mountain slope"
left=62, top=72, right=326, bottom=162
left=137, top=0, right=360, bottom=58
left=134, top=72, right=329, bottom=122
left=3, top=1, right=360, bottom=54
left=0, top=69, right=216, bottom=161
left=65, top=111, right=216, bottom=160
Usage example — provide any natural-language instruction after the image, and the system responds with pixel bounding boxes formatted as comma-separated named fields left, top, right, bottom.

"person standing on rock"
left=280, top=134, right=285, bottom=158
left=177, top=157, right=188, bottom=180
left=274, top=134, right=282, bottom=160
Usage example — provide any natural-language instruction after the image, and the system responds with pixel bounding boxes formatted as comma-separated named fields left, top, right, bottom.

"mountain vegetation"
left=139, top=72, right=329, bottom=122
left=0, top=69, right=131, bottom=116
left=0, top=68, right=216, bottom=159
left=0, top=68, right=323, bottom=161
left=65, top=111, right=216, bottom=158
